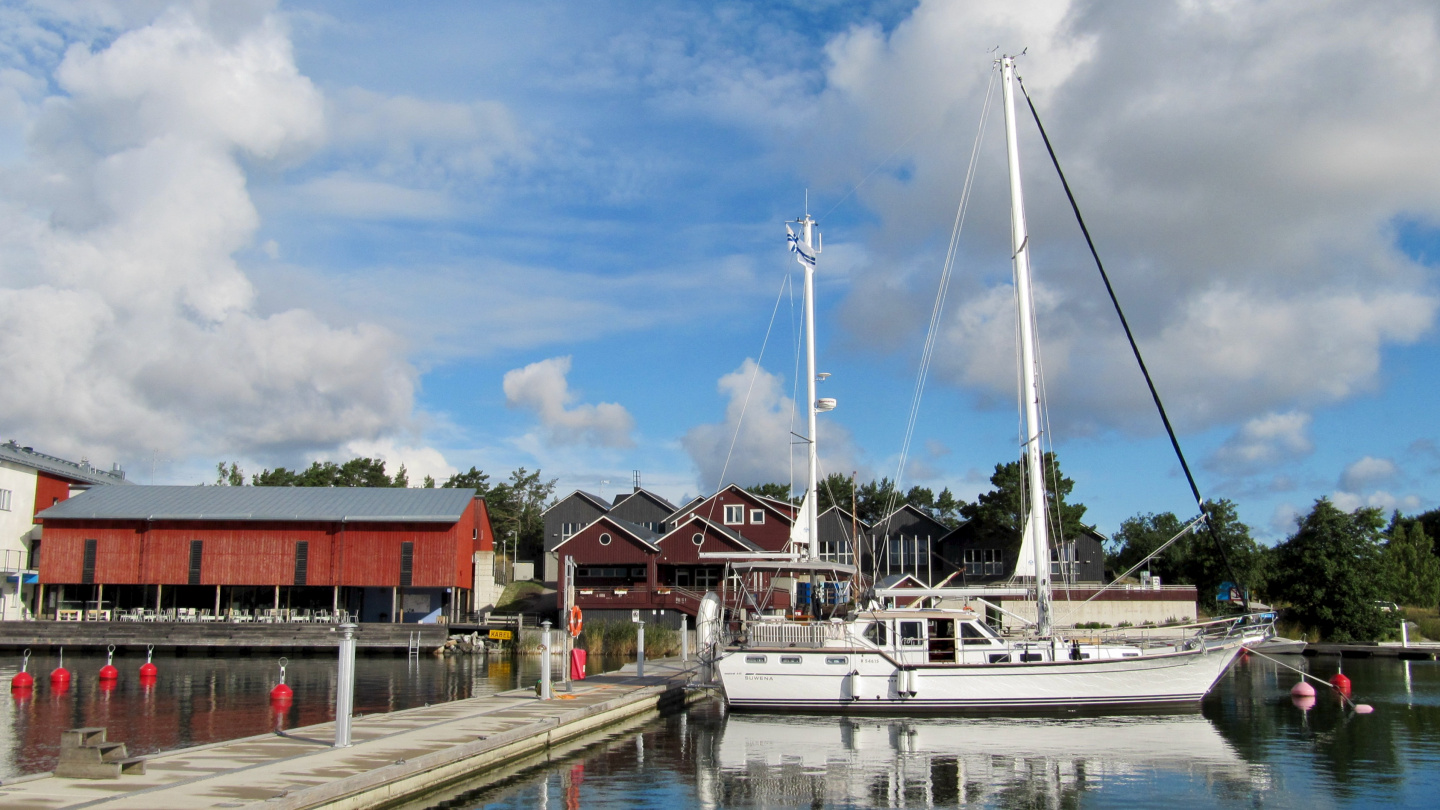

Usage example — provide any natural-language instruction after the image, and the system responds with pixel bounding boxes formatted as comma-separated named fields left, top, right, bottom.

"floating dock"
left=0, top=658, right=699, bottom=809
left=1304, top=641, right=1439, bottom=660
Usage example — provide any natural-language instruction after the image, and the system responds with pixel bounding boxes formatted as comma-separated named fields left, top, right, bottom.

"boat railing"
left=744, top=620, right=844, bottom=648
left=1091, top=612, right=1275, bottom=649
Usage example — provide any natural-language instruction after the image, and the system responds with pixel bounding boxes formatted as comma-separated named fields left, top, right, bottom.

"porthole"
left=692, top=533, right=704, bottom=546
left=746, top=655, right=767, bottom=664
left=780, top=656, right=802, bottom=664
left=826, top=656, right=848, bottom=665
left=598, top=533, right=612, bottom=546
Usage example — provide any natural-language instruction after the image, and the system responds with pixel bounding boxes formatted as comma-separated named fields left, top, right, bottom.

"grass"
left=1403, top=605, right=1440, bottom=641
left=494, top=581, right=545, bottom=612
left=578, top=619, right=680, bottom=657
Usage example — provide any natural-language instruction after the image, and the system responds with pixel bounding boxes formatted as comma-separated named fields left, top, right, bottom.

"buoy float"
left=1290, top=680, right=1316, bottom=697
left=139, top=645, right=158, bottom=679
left=98, top=645, right=119, bottom=681
left=1330, top=672, right=1352, bottom=695
left=51, top=647, right=71, bottom=687
left=1291, top=693, right=1316, bottom=711
left=11, top=649, right=34, bottom=691
left=269, top=657, right=293, bottom=703
left=1354, top=704, right=1375, bottom=714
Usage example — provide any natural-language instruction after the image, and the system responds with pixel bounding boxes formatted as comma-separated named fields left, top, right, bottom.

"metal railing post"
left=681, top=614, right=689, bottom=663
left=540, top=620, right=553, bottom=700
left=334, top=623, right=357, bottom=747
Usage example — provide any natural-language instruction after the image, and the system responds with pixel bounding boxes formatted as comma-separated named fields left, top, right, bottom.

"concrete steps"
left=54, top=727, right=146, bottom=780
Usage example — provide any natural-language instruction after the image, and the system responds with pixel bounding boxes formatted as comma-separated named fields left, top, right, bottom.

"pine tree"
left=1383, top=517, right=1440, bottom=608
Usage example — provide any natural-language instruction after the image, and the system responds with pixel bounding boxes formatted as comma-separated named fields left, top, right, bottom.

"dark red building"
left=35, top=486, right=492, bottom=623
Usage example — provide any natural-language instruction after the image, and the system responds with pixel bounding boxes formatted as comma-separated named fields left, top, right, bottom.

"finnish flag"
left=787, top=225, right=816, bottom=268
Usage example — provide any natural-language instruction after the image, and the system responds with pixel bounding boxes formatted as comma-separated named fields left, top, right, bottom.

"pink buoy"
left=1290, top=680, right=1316, bottom=697
left=11, top=650, right=34, bottom=690
left=139, top=645, right=158, bottom=679
left=1291, top=693, right=1316, bottom=711
left=1354, top=704, right=1375, bottom=714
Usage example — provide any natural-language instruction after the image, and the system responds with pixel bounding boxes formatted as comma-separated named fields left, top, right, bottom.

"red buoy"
left=1330, top=672, right=1352, bottom=695
left=139, top=644, right=158, bottom=678
left=98, top=646, right=119, bottom=681
left=269, top=657, right=292, bottom=704
left=11, top=650, right=33, bottom=690
left=51, top=647, right=71, bottom=688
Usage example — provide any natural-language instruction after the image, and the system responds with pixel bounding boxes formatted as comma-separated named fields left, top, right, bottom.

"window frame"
left=723, top=504, right=744, bottom=525
left=750, top=508, right=764, bottom=524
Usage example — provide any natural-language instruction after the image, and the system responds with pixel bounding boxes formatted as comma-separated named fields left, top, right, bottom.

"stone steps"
left=55, top=727, right=146, bottom=780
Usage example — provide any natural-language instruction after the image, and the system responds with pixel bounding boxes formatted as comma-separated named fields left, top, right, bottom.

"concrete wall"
left=472, top=550, right=502, bottom=612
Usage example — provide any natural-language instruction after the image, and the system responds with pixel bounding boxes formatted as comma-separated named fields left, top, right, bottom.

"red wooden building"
left=555, top=485, right=801, bottom=622
left=35, top=486, right=492, bottom=623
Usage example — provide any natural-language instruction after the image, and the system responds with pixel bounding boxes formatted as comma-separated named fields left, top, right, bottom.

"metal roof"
left=36, top=485, right=477, bottom=523
left=0, top=440, right=130, bottom=486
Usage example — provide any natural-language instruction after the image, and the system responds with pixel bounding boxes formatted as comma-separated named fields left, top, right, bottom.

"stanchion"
left=334, top=623, right=356, bottom=747
left=636, top=620, right=645, bottom=678
left=681, top=615, right=689, bottom=663
left=539, top=621, right=553, bottom=700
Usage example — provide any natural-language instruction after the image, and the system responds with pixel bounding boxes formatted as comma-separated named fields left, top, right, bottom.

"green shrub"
left=1418, top=617, right=1440, bottom=641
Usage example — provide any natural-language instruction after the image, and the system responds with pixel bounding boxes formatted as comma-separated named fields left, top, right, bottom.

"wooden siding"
left=542, top=494, right=608, bottom=552
left=677, top=487, right=793, bottom=551
left=655, top=519, right=749, bottom=565
left=32, top=472, right=71, bottom=520
left=38, top=517, right=471, bottom=588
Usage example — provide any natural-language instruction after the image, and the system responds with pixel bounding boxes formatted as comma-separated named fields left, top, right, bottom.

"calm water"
left=0, top=649, right=594, bottom=778
left=426, top=655, right=1440, bottom=809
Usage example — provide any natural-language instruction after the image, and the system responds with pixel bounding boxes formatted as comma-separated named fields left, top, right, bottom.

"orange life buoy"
left=568, top=606, right=583, bottom=637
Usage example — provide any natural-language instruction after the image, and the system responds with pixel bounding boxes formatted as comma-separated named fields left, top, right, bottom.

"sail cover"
left=788, top=490, right=814, bottom=555
left=1013, top=514, right=1038, bottom=580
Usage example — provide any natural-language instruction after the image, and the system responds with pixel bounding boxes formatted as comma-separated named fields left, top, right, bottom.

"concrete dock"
left=0, top=620, right=449, bottom=652
left=0, top=658, right=701, bottom=809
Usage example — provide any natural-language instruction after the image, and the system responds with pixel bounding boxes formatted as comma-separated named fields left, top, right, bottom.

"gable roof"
left=553, top=515, right=661, bottom=552
left=875, top=573, right=928, bottom=590
left=0, top=440, right=131, bottom=487
left=542, top=489, right=610, bottom=515
left=677, top=484, right=797, bottom=525
left=609, top=488, right=678, bottom=515
left=869, top=503, right=950, bottom=537
left=659, top=513, right=763, bottom=552
left=37, top=485, right=477, bottom=523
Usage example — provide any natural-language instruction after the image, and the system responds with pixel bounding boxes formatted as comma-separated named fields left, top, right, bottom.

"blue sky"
left=1, top=0, right=1438, bottom=542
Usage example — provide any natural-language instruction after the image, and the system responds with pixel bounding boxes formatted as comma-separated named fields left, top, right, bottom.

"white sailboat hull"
left=717, top=642, right=1248, bottom=713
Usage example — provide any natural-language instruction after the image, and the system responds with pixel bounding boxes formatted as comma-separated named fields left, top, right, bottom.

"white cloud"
left=1329, top=490, right=1422, bottom=515
left=340, top=438, right=457, bottom=487
left=0, top=4, right=425, bottom=466
left=1339, top=456, right=1399, bottom=493
left=1208, top=412, right=1313, bottom=475
left=503, top=356, right=634, bottom=448
left=681, top=358, right=857, bottom=492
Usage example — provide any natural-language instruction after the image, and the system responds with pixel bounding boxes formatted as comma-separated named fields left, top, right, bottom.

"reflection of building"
left=0, top=440, right=129, bottom=621
left=35, top=486, right=493, bottom=622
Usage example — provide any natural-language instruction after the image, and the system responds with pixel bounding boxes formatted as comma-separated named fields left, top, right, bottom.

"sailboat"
left=704, top=55, right=1274, bottom=712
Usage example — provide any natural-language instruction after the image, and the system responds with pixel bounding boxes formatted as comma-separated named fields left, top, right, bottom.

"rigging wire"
left=878, top=66, right=1000, bottom=539
left=1014, top=73, right=1250, bottom=612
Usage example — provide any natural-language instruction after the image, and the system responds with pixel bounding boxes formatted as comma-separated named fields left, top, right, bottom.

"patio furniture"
left=57, top=609, right=82, bottom=622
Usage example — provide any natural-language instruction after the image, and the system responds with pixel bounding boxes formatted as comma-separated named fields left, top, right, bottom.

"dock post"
left=636, top=621, right=645, bottom=678
left=539, top=621, right=553, bottom=700
left=681, top=615, right=689, bottom=663
left=335, top=623, right=357, bottom=747
left=1402, top=619, right=1409, bottom=648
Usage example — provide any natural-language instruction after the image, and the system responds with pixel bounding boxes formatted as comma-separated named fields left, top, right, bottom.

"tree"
left=746, top=483, right=797, bottom=503
left=960, top=452, right=1087, bottom=550
left=1382, top=515, right=1440, bottom=608
left=215, top=461, right=245, bottom=486
left=816, top=472, right=856, bottom=515
left=1107, top=500, right=1265, bottom=610
left=444, top=466, right=555, bottom=562
left=250, top=457, right=409, bottom=487
left=1269, top=499, right=1391, bottom=642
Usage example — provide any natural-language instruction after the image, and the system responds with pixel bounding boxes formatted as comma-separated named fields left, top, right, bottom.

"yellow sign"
left=488, top=629, right=514, bottom=641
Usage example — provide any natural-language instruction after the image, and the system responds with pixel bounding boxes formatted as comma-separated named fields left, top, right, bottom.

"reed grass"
left=578, top=619, right=679, bottom=657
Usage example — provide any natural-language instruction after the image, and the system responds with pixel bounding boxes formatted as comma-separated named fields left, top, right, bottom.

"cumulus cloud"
left=753, top=0, right=1440, bottom=434
left=503, top=356, right=635, bottom=448
left=1208, top=412, right=1314, bottom=475
left=1329, top=490, right=1423, bottom=515
left=681, top=359, right=857, bottom=492
left=1339, top=456, right=1399, bottom=493
left=0, top=4, right=424, bottom=466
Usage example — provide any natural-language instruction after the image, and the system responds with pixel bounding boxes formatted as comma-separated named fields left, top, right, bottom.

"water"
left=425, top=655, right=1440, bottom=809
left=0, top=649, right=592, bottom=778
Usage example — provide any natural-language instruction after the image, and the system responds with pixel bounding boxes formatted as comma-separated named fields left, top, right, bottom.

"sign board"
left=631, top=609, right=640, bottom=623
left=488, top=629, right=513, bottom=641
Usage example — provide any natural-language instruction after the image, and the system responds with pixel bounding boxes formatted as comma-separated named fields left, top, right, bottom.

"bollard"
left=539, top=621, right=553, bottom=700
left=335, top=623, right=357, bottom=747
left=636, top=621, right=645, bottom=678
left=681, top=615, right=689, bottom=663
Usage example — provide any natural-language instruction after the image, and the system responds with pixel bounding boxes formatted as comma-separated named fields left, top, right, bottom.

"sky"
left=1, top=0, right=1438, bottom=542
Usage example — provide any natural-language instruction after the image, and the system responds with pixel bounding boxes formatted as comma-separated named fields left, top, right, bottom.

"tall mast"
left=801, top=213, right=820, bottom=561
left=1001, top=55, right=1052, bottom=635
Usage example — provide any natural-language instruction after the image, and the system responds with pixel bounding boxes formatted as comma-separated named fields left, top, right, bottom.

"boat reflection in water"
left=706, top=712, right=1262, bottom=807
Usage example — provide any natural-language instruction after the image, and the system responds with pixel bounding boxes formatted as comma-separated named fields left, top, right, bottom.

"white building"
left=0, top=440, right=128, bottom=620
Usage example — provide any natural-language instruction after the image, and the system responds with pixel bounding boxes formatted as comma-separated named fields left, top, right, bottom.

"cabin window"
left=780, top=656, right=802, bottom=664
left=899, top=621, right=925, bottom=647
left=960, top=622, right=993, bottom=645
left=826, top=656, right=848, bottom=665
left=692, top=533, right=704, bottom=546
left=863, top=621, right=888, bottom=646
left=724, top=505, right=744, bottom=525
left=750, top=509, right=764, bottom=524
left=746, top=655, right=767, bottom=664
left=598, top=533, right=612, bottom=546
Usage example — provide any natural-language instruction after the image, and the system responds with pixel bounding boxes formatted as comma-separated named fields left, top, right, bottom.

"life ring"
left=568, top=606, right=583, bottom=638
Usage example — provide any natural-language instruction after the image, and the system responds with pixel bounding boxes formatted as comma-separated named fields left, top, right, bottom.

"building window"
left=598, top=533, right=612, bottom=546
left=473, top=528, right=479, bottom=540
left=562, top=522, right=583, bottom=538
left=1051, top=542, right=1077, bottom=578
left=964, top=548, right=1004, bottom=577
left=692, top=533, right=704, bottom=546
left=694, top=568, right=720, bottom=587
left=819, top=540, right=853, bottom=565
left=0, top=489, right=10, bottom=511
left=724, top=504, right=744, bottom=524
left=750, top=509, right=764, bottom=524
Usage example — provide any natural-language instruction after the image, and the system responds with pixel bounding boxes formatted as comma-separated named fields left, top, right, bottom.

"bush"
left=1418, top=617, right=1440, bottom=642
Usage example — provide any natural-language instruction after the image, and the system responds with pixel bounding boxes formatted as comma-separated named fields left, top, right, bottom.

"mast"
left=1001, top=55, right=1053, bottom=636
left=800, top=213, right=820, bottom=561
